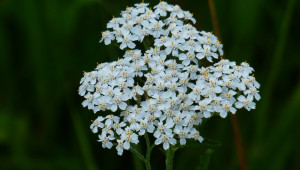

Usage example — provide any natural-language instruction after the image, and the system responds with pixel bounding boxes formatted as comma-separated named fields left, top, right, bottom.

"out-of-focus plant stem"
left=70, top=110, right=98, bottom=170
left=66, top=85, right=98, bottom=170
left=255, top=0, right=297, bottom=141
left=230, top=115, right=247, bottom=170
left=208, top=0, right=221, bottom=41
left=208, top=0, right=247, bottom=170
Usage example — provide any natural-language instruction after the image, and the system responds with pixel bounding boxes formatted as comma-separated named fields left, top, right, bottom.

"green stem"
left=130, top=133, right=156, bottom=170
left=165, top=147, right=176, bottom=170
left=144, top=133, right=154, bottom=170
left=130, top=146, right=145, bottom=162
left=131, top=143, right=145, bottom=170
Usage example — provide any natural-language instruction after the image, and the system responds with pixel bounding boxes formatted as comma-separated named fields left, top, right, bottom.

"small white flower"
left=82, top=93, right=94, bottom=110
left=154, top=1, right=173, bottom=17
left=98, top=132, right=114, bottom=149
left=189, top=128, right=203, bottom=142
left=195, top=99, right=213, bottom=118
left=150, top=20, right=166, bottom=38
left=174, top=126, right=190, bottom=145
left=197, top=45, right=218, bottom=62
left=100, top=31, right=115, bottom=45
left=170, top=5, right=184, bottom=18
left=155, top=132, right=177, bottom=150
left=154, top=119, right=174, bottom=138
left=218, top=101, right=237, bottom=118
left=116, top=139, right=125, bottom=155
left=245, top=87, right=261, bottom=100
left=235, top=95, right=256, bottom=111
left=117, top=32, right=138, bottom=49
left=108, top=95, right=128, bottom=112
left=184, top=11, right=196, bottom=24
left=90, top=116, right=105, bottom=133
left=164, top=38, right=182, bottom=56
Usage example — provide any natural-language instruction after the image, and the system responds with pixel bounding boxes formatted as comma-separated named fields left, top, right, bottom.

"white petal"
left=165, top=47, right=172, bottom=55
left=180, top=138, right=186, bottom=145
left=172, top=50, right=178, bottom=56
left=117, top=148, right=124, bottom=155
left=155, top=138, right=162, bottom=145
left=157, top=104, right=164, bottom=110
left=119, top=102, right=127, bottom=110
left=207, top=56, right=213, bottom=62
left=220, top=111, right=227, bottom=118
left=182, top=60, right=190, bottom=66
left=154, top=131, right=161, bottom=138
left=163, top=142, right=170, bottom=150
left=120, top=43, right=126, bottom=49
left=198, top=136, right=204, bottom=142
left=104, top=38, right=111, bottom=45
left=179, top=53, right=186, bottom=60
left=106, top=142, right=113, bottom=149
left=230, top=107, right=237, bottom=114
left=255, top=94, right=261, bottom=101
left=139, top=129, right=145, bottom=136
left=124, top=142, right=130, bottom=150
left=214, top=86, right=222, bottom=93
left=196, top=53, right=205, bottom=59
left=110, top=104, right=118, bottom=112
left=147, top=125, right=155, bottom=133
left=238, top=95, right=245, bottom=102
left=211, top=53, right=218, bottom=59
left=92, top=127, right=98, bottom=133
left=203, top=111, right=211, bottom=118
left=249, top=102, right=256, bottom=109
left=235, top=102, right=243, bottom=108
left=82, top=100, right=88, bottom=107
left=128, top=42, right=136, bottom=49
left=169, top=138, right=177, bottom=145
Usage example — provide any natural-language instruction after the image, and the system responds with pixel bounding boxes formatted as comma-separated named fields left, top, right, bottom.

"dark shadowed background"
left=0, top=0, right=299, bottom=169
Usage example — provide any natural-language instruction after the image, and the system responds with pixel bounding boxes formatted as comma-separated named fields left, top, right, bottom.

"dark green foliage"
left=195, top=148, right=214, bottom=170
left=0, top=0, right=299, bottom=169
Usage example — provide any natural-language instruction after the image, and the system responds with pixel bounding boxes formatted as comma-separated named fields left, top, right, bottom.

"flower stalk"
left=165, top=146, right=177, bottom=170
left=144, top=133, right=154, bottom=170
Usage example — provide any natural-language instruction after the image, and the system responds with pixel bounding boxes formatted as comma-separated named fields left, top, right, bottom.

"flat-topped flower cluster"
left=79, top=1, right=260, bottom=155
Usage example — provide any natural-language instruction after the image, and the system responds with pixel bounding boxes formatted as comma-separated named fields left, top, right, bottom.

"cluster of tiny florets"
left=79, top=1, right=260, bottom=155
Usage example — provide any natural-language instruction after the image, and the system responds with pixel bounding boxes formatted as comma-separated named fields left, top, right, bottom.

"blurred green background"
left=0, top=0, right=299, bottom=169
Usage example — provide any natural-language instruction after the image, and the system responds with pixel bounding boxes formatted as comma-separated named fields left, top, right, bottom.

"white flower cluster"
left=79, top=1, right=260, bottom=155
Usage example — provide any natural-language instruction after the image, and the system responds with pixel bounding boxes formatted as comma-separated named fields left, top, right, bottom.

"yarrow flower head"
left=79, top=1, right=260, bottom=156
